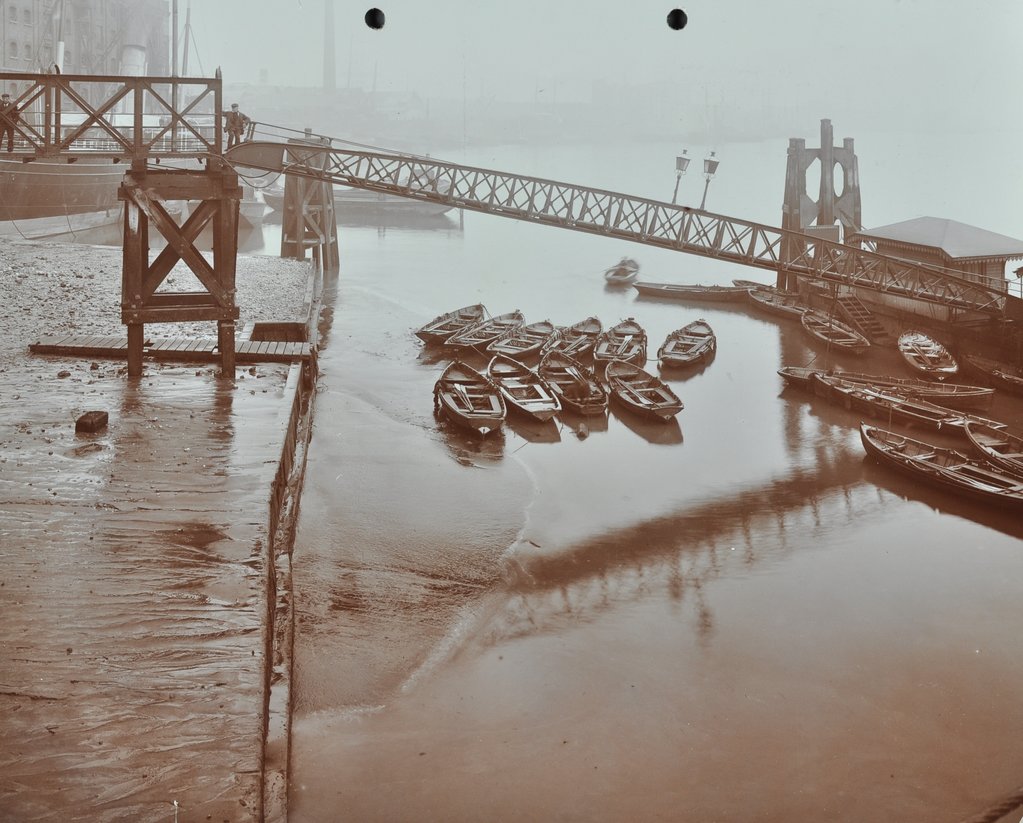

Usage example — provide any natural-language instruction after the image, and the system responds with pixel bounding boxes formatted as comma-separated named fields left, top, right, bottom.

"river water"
left=250, top=132, right=1023, bottom=821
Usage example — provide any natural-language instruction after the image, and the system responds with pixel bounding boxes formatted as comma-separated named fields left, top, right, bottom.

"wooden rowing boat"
left=604, top=360, right=683, bottom=422
left=486, top=319, right=558, bottom=360
left=446, top=310, right=525, bottom=351
left=433, top=360, right=506, bottom=436
left=800, top=309, right=870, bottom=355
left=748, top=288, right=807, bottom=321
left=593, top=318, right=647, bottom=366
left=540, top=316, right=602, bottom=359
left=897, top=330, right=958, bottom=380
left=657, top=319, right=716, bottom=368
left=776, top=366, right=994, bottom=410
left=732, top=278, right=776, bottom=291
left=632, top=281, right=750, bottom=302
left=415, top=303, right=486, bottom=345
left=963, top=421, right=1023, bottom=478
left=810, top=373, right=1006, bottom=437
left=604, top=257, right=640, bottom=285
left=486, top=354, right=561, bottom=422
left=960, top=353, right=1023, bottom=395
left=538, top=350, right=608, bottom=415
left=860, top=423, right=1023, bottom=511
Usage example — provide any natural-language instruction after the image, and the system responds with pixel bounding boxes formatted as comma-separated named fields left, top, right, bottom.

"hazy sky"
left=184, top=0, right=1021, bottom=123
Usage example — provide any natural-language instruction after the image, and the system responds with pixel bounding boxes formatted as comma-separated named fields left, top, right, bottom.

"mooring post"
left=121, top=161, right=150, bottom=377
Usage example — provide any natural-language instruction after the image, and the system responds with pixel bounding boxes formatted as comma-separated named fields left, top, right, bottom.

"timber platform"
left=30, top=333, right=313, bottom=364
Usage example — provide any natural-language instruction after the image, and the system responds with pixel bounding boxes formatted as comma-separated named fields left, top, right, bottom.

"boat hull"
left=0, top=156, right=123, bottom=221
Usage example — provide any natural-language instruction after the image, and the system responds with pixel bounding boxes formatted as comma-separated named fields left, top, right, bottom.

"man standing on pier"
left=224, top=103, right=251, bottom=150
left=0, top=93, right=19, bottom=152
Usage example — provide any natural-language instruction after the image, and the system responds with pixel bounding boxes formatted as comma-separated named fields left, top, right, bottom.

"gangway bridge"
left=0, top=70, right=1008, bottom=378
left=227, top=124, right=1007, bottom=318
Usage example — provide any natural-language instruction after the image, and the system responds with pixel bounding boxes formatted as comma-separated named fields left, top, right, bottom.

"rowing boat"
left=748, top=288, right=807, bottom=321
left=486, top=353, right=561, bottom=422
left=657, top=319, right=716, bottom=368
left=898, top=330, right=958, bottom=380
left=604, top=360, right=683, bottom=422
left=776, top=366, right=994, bottom=410
left=540, top=316, right=602, bottom=359
left=800, top=310, right=870, bottom=354
left=486, top=319, right=558, bottom=360
left=433, top=360, right=506, bottom=436
left=446, top=310, right=525, bottom=351
left=415, top=303, right=486, bottom=345
left=860, top=423, right=1023, bottom=511
left=810, top=373, right=1005, bottom=437
left=538, top=350, right=608, bottom=415
left=604, top=257, right=640, bottom=285
left=593, top=318, right=647, bottom=366
left=633, top=281, right=750, bottom=302
left=960, top=353, right=1023, bottom=395
left=963, top=421, right=1023, bottom=478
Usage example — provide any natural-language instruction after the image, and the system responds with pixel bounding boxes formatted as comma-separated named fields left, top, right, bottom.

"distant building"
left=849, top=217, right=1023, bottom=293
left=1, top=0, right=168, bottom=78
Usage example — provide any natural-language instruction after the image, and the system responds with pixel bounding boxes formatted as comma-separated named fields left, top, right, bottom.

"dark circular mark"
left=667, top=8, right=687, bottom=30
left=365, top=8, right=385, bottom=29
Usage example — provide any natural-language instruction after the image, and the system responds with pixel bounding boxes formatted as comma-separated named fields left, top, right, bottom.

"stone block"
left=75, top=411, right=109, bottom=433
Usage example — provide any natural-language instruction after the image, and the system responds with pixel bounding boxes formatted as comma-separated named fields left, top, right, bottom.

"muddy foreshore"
left=0, top=238, right=313, bottom=822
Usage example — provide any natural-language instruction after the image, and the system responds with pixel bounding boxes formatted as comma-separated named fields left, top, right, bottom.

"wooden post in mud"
left=119, top=159, right=242, bottom=376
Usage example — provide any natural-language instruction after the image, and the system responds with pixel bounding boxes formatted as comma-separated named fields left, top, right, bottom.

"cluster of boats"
left=779, top=365, right=1023, bottom=511
left=415, top=304, right=717, bottom=436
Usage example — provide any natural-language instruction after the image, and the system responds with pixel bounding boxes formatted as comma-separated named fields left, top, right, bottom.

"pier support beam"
left=779, top=119, right=861, bottom=291
left=280, top=132, right=340, bottom=272
left=119, top=161, right=242, bottom=376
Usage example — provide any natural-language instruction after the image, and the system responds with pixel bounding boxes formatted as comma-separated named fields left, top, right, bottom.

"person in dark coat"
left=0, top=93, right=19, bottom=152
left=224, top=103, right=250, bottom=149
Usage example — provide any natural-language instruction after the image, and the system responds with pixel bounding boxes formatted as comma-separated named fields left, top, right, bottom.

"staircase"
left=837, top=295, right=893, bottom=345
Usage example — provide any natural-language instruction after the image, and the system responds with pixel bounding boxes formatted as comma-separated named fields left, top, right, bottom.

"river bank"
left=0, top=238, right=312, bottom=821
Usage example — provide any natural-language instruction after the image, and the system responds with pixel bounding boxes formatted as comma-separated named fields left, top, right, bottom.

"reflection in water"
left=505, top=415, right=561, bottom=445
left=486, top=454, right=872, bottom=650
left=610, top=405, right=684, bottom=445
left=433, top=408, right=506, bottom=465
left=861, top=458, right=1023, bottom=540
left=557, top=408, right=609, bottom=437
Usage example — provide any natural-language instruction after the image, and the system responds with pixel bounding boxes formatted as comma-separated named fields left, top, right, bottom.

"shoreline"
left=0, top=237, right=316, bottom=821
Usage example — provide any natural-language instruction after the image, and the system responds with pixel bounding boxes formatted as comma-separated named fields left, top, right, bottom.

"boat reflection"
left=506, top=416, right=561, bottom=445
left=658, top=348, right=716, bottom=380
left=610, top=406, right=684, bottom=445
left=557, top=408, right=609, bottom=438
left=433, top=408, right=506, bottom=465
left=861, top=458, right=1023, bottom=541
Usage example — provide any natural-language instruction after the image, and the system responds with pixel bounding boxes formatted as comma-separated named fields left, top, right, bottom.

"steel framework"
left=227, top=139, right=1006, bottom=316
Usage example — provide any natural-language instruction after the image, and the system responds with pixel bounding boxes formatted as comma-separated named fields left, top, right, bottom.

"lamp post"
left=671, top=149, right=690, bottom=205
left=699, top=150, right=720, bottom=210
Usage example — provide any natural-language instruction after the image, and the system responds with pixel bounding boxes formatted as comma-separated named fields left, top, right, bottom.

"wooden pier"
left=30, top=334, right=312, bottom=365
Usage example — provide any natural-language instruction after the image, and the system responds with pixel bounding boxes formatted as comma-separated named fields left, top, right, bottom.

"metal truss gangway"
left=227, top=130, right=1006, bottom=317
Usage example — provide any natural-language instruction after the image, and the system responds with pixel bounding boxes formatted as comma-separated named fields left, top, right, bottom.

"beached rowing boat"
left=963, top=421, right=1023, bottom=478
left=748, top=288, right=807, bottom=321
left=657, top=319, right=716, bottom=368
left=800, top=310, right=870, bottom=355
left=604, top=360, right=684, bottom=422
left=415, top=303, right=486, bottom=345
left=898, top=330, right=958, bottom=380
left=538, top=350, right=608, bottom=415
left=776, top=366, right=994, bottom=411
left=446, top=310, right=525, bottom=351
left=632, top=282, right=750, bottom=302
left=860, top=423, right=1023, bottom=511
left=593, top=318, right=647, bottom=366
left=433, top=360, right=506, bottom=436
left=486, top=319, right=558, bottom=361
left=487, top=354, right=561, bottom=422
left=541, top=316, right=602, bottom=360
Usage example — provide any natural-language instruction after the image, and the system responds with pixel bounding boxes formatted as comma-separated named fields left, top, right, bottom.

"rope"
left=957, top=786, right=1023, bottom=823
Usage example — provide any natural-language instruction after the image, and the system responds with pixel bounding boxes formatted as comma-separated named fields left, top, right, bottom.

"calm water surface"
left=257, top=136, right=1023, bottom=822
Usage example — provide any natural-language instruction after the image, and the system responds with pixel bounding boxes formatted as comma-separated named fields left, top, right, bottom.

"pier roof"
left=851, top=217, right=1023, bottom=261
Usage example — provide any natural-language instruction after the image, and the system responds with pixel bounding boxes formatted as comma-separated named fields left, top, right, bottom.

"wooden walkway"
left=29, top=333, right=312, bottom=364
